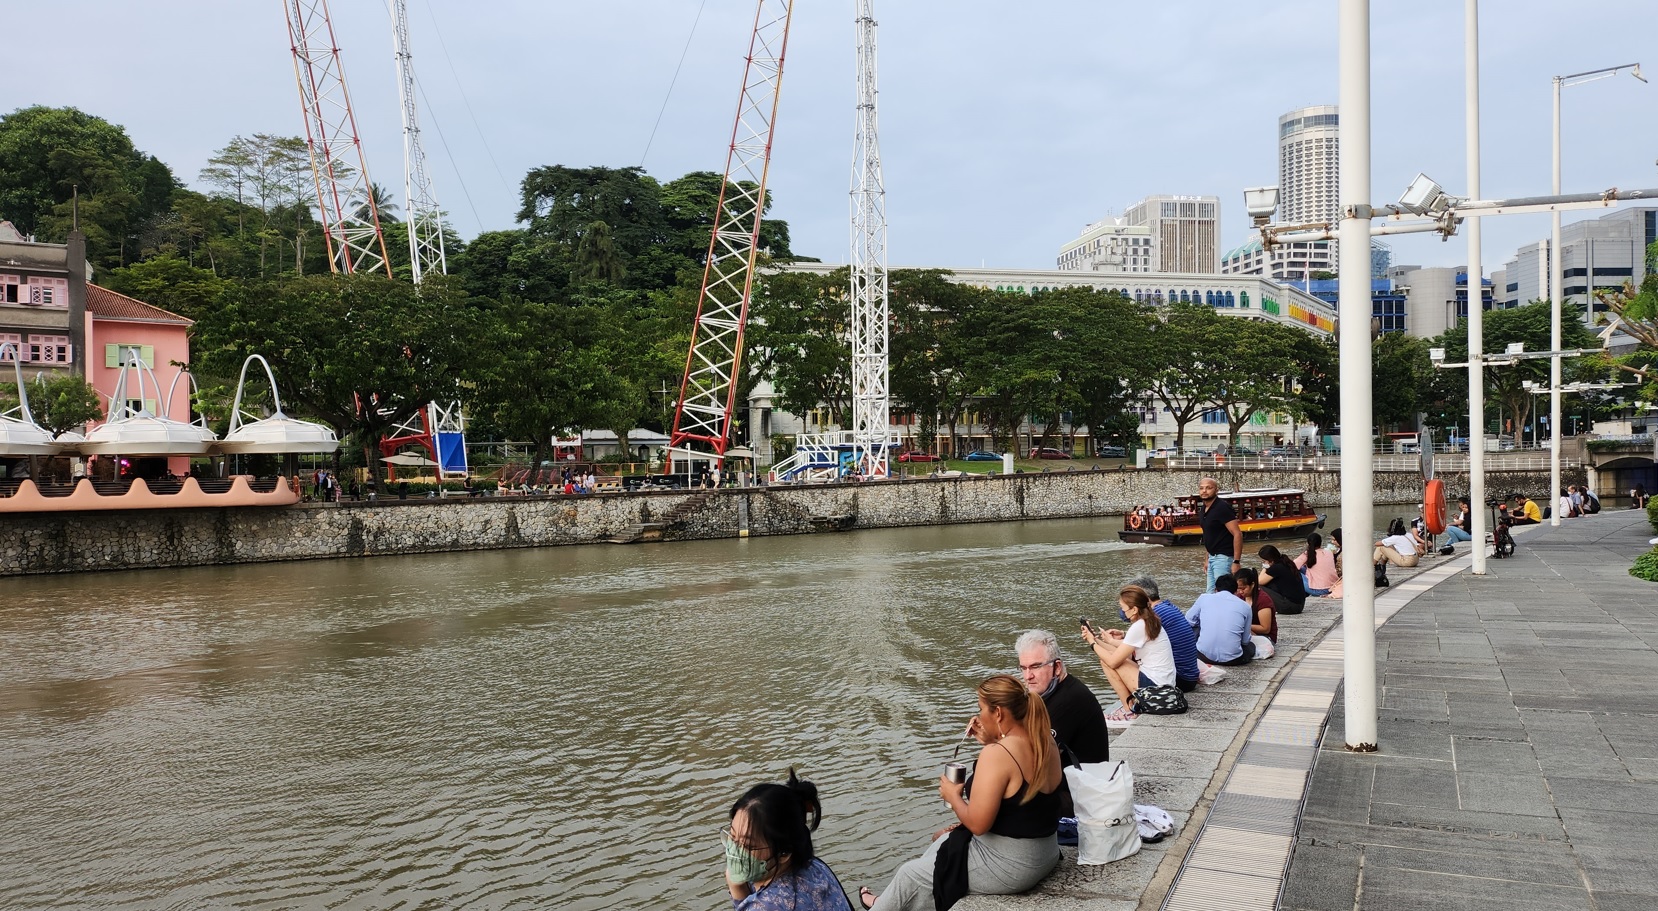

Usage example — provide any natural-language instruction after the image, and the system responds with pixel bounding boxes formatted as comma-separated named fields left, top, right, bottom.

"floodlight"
left=1634, top=64, right=1647, bottom=83
left=1505, top=342, right=1525, bottom=355
left=1429, top=347, right=1446, bottom=363
left=1398, top=174, right=1448, bottom=216
left=1244, top=186, right=1280, bottom=226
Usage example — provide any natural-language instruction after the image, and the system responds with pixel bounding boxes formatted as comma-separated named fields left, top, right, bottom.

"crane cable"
left=640, top=0, right=709, bottom=168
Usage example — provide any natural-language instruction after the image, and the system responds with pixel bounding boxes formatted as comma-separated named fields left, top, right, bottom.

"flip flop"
left=859, top=886, right=878, bottom=909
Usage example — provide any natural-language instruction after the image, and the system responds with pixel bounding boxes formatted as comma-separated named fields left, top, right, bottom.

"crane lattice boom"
left=389, top=0, right=446, bottom=283
left=849, top=0, right=893, bottom=477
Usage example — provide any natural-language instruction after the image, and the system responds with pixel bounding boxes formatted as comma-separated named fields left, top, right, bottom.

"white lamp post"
left=1550, top=62, right=1645, bottom=525
left=1464, top=0, right=1488, bottom=573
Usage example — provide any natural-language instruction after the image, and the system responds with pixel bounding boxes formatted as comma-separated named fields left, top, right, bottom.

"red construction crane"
left=667, top=0, right=795, bottom=471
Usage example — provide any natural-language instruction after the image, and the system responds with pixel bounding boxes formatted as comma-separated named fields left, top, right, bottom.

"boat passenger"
left=858, top=676, right=1062, bottom=911
left=1294, top=533, right=1340, bottom=596
left=722, top=769, right=851, bottom=911
left=1233, top=567, right=1278, bottom=644
left=1255, top=545, right=1307, bottom=616
left=1185, top=574, right=1255, bottom=666
left=1080, top=586, right=1177, bottom=726
left=1120, top=574, right=1201, bottom=692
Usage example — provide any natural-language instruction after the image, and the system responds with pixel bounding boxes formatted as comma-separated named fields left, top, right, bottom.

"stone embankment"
left=0, top=466, right=1576, bottom=576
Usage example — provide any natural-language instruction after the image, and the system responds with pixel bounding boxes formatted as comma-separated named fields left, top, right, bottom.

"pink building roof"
left=85, top=284, right=193, bottom=325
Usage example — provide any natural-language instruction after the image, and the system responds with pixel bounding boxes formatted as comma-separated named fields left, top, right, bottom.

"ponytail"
left=977, top=674, right=1057, bottom=805
left=784, top=766, right=821, bottom=832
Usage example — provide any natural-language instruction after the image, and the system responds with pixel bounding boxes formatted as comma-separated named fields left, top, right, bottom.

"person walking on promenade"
left=1080, top=586, right=1177, bottom=727
left=1185, top=574, right=1255, bottom=666
left=859, top=676, right=1062, bottom=911
left=1121, top=575, right=1201, bottom=692
left=1196, top=477, right=1242, bottom=593
left=721, top=769, right=851, bottom=911
left=1294, top=532, right=1341, bottom=596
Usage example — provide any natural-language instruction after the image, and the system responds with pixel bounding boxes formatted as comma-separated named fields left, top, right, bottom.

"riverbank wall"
left=0, top=467, right=1576, bottom=576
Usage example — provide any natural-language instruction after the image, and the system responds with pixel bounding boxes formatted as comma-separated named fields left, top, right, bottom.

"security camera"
left=1244, top=186, right=1280, bottom=227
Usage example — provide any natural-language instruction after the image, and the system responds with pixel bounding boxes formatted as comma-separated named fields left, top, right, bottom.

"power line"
left=640, top=0, right=709, bottom=169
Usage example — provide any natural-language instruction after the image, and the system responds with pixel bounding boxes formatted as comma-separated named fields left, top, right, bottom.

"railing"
left=1164, top=452, right=1580, bottom=472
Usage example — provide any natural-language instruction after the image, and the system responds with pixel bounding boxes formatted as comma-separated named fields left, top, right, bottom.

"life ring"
left=1424, top=478, right=1448, bottom=535
left=1128, top=513, right=1144, bottom=530
left=1151, top=515, right=1170, bottom=532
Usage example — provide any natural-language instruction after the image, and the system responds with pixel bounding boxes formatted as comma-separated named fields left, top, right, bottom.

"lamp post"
left=1550, top=62, right=1645, bottom=525
left=1465, top=0, right=1488, bottom=573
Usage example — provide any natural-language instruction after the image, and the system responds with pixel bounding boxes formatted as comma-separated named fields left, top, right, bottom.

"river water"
left=0, top=512, right=1346, bottom=910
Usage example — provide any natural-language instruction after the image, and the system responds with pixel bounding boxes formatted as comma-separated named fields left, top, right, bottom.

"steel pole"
left=1550, top=76, right=1564, bottom=525
left=1466, top=0, right=1487, bottom=573
left=1339, top=0, right=1377, bottom=752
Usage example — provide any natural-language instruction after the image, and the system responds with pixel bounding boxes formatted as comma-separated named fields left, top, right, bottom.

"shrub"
left=1631, top=549, right=1658, bottom=583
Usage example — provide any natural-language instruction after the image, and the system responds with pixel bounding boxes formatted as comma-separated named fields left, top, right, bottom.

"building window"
left=28, top=334, right=73, bottom=364
left=106, top=343, right=155, bottom=368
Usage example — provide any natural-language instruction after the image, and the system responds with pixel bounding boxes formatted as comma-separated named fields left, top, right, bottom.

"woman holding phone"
left=1080, top=585, right=1176, bottom=725
left=858, top=675, right=1062, bottom=910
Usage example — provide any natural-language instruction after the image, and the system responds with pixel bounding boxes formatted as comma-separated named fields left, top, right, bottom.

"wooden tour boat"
left=1119, top=487, right=1325, bottom=546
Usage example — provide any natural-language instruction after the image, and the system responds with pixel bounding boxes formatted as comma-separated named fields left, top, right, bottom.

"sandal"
left=1104, top=706, right=1139, bottom=729
left=859, top=886, right=878, bottom=909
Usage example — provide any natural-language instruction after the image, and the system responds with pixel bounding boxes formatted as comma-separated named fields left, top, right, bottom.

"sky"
left=7, top=1, right=1656, bottom=276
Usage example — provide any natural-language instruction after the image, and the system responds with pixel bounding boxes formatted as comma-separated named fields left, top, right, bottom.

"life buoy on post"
left=1424, top=478, right=1448, bottom=535
left=1129, top=513, right=1144, bottom=530
left=1151, top=515, right=1170, bottom=532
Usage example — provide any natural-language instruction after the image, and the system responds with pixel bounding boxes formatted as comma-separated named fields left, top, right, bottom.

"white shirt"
left=1559, top=494, right=1573, bottom=517
left=1123, top=619, right=1177, bottom=687
left=1381, top=533, right=1418, bottom=557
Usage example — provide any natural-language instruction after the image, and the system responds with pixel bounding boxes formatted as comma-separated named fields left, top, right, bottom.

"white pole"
left=1466, top=0, right=1487, bottom=573
left=1550, top=76, right=1564, bottom=525
left=1339, top=0, right=1377, bottom=751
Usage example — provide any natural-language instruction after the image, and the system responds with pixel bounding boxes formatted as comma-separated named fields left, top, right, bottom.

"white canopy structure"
left=216, top=355, right=339, bottom=455
left=80, top=354, right=215, bottom=456
left=1, top=342, right=66, bottom=456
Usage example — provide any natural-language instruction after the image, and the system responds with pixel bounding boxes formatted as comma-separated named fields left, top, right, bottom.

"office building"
left=1056, top=219, right=1153, bottom=272
left=1122, top=195, right=1221, bottom=273
left=1495, top=207, right=1658, bottom=316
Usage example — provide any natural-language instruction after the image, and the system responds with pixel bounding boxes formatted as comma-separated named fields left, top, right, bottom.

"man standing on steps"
left=1197, top=476, right=1243, bottom=593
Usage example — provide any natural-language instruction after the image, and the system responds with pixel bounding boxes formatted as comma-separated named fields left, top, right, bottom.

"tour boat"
left=1119, top=487, right=1324, bottom=546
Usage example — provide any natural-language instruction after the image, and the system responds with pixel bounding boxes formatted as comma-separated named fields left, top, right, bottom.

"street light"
left=1550, top=61, right=1646, bottom=525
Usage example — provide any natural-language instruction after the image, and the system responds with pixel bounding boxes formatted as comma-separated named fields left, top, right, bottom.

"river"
left=0, top=511, right=1348, bottom=910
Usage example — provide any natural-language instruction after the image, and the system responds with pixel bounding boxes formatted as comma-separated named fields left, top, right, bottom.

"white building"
left=1278, top=106, right=1340, bottom=225
left=1056, top=219, right=1153, bottom=272
left=1496, top=207, right=1658, bottom=319
left=1220, top=236, right=1337, bottom=281
left=1121, top=195, right=1222, bottom=273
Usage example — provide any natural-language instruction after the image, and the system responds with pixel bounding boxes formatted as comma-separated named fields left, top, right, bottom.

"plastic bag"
left=1251, top=634, right=1276, bottom=660
left=1064, top=760, right=1141, bottom=864
left=1197, top=661, right=1228, bottom=685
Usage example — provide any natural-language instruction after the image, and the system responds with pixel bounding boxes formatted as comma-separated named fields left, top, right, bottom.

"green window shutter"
left=140, top=345, right=155, bottom=368
left=105, top=344, right=119, bottom=368
left=144, top=398, right=158, bottom=415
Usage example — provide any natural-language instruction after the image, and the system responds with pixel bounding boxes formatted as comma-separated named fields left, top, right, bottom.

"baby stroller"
left=1491, top=516, right=1516, bottom=559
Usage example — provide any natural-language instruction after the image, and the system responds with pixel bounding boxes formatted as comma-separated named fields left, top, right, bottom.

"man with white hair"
left=1015, top=629, right=1109, bottom=764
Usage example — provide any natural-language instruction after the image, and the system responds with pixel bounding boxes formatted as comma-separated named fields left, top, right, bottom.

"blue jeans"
left=1206, top=552, right=1232, bottom=593
left=1300, top=570, right=1330, bottom=597
left=1444, top=525, right=1472, bottom=544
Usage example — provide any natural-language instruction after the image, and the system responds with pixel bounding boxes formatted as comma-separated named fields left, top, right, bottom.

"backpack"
left=1583, top=492, right=1601, bottom=514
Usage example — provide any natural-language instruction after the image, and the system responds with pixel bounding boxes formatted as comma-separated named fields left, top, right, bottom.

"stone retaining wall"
left=0, top=467, right=1578, bottom=577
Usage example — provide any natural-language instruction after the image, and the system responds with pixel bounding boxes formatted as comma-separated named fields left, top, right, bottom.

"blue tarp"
left=436, top=431, right=468, bottom=474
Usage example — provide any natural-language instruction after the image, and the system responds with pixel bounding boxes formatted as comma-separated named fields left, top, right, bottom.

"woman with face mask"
left=721, top=769, right=851, bottom=910
left=858, top=675, right=1063, bottom=910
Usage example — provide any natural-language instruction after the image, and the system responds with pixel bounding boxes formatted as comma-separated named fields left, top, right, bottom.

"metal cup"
left=943, top=761, right=967, bottom=784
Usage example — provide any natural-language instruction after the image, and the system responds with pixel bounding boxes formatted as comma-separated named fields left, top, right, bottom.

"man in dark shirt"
left=1197, top=476, right=1243, bottom=592
left=1016, top=629, right=1109, bottom=764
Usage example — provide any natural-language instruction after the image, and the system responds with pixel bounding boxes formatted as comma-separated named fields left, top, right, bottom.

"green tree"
left=1597, top=240, right=1658, bottom=405
left=749, top=267, right=850, bottom=428
left=890, top=270, right=977, bottom=453
left=0, top=106, right=177, bottom=267
left=1426, top=299, right=1598, bottom=440
left=1371, top=331, right=1432, bottom=429
left=1142, top=303, right=1229, bottom=451
left=102, top=254, right=232, bottom=321
left=1, top=373, right=106, bottom=436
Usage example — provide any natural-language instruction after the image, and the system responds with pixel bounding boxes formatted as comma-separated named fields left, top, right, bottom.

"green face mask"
left=724, top=838, right=769, bottom=884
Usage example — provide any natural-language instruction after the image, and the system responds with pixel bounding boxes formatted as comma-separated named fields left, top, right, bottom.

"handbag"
left=1131, top=683, right=1188, bottom=715
left=1064, top=760, right=1141, bottom=864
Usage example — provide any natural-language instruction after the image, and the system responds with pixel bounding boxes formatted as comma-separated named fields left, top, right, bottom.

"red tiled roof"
left=86, top=284, right=193, bottom=325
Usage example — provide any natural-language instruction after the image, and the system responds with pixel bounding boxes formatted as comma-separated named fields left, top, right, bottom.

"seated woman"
left=1294, top=532, right=1340, bottom=596
left=1256, top=544, right=1307, bottom=615
left=1233, top=567, right=1278, bottom=645
left=1080, top=585, right=1177, bottom=725
left=861, top=676, right=1062, bottom=910
left=1443, top=498, right=1474, bottom=544
left=722, top=770, right=850, bottom=911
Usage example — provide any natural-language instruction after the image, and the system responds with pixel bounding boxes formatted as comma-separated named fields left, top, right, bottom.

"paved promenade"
left=1280, top=508, right=1658, bottom=911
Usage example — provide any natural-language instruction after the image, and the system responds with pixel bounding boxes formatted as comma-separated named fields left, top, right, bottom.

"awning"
left=80, top=414, right=215, bottom=455
left=0, top=417, right=58, bottom=456
left=216, top=353, right=339, bottom=454
left=381, top=452, right=438, bottom=467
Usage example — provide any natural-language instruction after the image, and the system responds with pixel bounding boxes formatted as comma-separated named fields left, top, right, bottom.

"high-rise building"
left=1122, top=195, right=1221, bottom=273
left=1278, top=106, right=1340, bottom=225
left=1056, top=219, right=1153, bottom=272
left=1496, top=207, right=1657, bottom=316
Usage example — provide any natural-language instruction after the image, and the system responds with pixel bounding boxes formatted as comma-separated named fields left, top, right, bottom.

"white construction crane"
left=388, top=0, right=447, bottom=283
left=849, top=0, right=894, bottom=477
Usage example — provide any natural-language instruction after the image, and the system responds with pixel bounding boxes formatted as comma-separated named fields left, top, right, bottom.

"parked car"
left=896, top=450, right=941, bottom=463
left=1095, top=444, right=1127, bottom=458
left=1029, top=446, right=1073, bottom=460
left=964, top=450, right=1003, bottom=462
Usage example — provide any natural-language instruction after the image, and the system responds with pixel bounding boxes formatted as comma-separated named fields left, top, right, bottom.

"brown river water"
left=0, top=511, right=1348, bottom=910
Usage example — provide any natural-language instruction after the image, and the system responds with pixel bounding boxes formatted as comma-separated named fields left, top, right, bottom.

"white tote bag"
left=1064, top=760, right=1141, bottom=864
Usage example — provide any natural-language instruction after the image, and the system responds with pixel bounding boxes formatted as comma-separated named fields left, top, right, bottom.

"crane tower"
left=389, top=0, right=447, bottom=283
left=667, top=0, right=795, bottom=470
left=849, top=0, right=893, bottom=477
left=284, top=0, right=393, bottom=277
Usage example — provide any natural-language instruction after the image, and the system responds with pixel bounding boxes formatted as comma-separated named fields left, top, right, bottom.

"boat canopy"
left=216, top=355, right=339, bottom=455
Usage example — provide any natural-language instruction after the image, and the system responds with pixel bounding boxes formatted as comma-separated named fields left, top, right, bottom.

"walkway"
left=1279, top=509, right=1658, bottom=911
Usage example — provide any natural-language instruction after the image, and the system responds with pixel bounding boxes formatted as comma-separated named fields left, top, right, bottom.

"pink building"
left=84, top=284, right=194, bottom=473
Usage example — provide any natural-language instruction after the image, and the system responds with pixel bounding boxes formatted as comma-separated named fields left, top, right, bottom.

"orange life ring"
left=1151, top=515, right=1170, bottom=532
left=1424, top=478, right=1448, bottom=535
left=1128, top=513, right=1144, bottom=530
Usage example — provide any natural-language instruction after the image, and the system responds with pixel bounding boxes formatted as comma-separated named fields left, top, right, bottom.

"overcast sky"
left=8, top=1, right=1655, bottom=275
